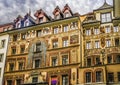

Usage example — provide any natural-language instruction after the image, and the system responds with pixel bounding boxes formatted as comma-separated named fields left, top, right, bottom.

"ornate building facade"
left=79, top=1, right=120, bottom=85
left=3, top=4, right=81, bottom=85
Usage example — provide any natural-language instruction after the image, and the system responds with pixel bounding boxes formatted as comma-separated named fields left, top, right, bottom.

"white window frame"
left=105, top=26, right=111, bottom=33
left=94, top=28, right=99, bottom=35
left=63, top=40, right=69, bottom=47
left=63, top=25, right=69, bottom=32
left=53, top=27, right=59, bottom=34
left=113, top=26, right=119, bottom=32
left=86, top=42, right=91, bottom=49
left=95, top=41, right=100, bottom=48
left=86, top=29, right=91, bottom=36
left=106, top=40, right=111, bottom=47
left=101, top=13, right=112, bottom=23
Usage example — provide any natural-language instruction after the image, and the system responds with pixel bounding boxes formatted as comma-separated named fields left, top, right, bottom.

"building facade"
left=4, top=4, right=82, bottom=85
left=0, top=33, right=9, bottom=85
left=79, top=1, right=120, bottom=85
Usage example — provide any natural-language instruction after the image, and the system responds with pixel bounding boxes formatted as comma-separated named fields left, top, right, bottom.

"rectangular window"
left=1, top=39, right=5, bottom=48
left=21, top=33, right=26, bottom=40
left=87, top=58, right=91, bottom=67
left=86, top=42, right=91, bottom=49
left=16, top=79, right=22, bottom=85
left=62, top=55, right=68, bottom=65
left=0, top=54, right=3, bottom=62
left=37, top=30, right=42, bottom=37
left=86, top=29, right=91, bottom=36
left=52, top=57, right=57, bottom=66
left=105, top=26, right=111, bottom=33
left=7, top=80, right=12, bottom=85
left=94, top=28, right=99, bottom=35
left=20, top=46, right=25, bottom=53
left=53, top=41, right=58, bottom=48
left=53, top=27, right=59, bottom=34
left=108, top=73, right=114, bottom=82
left=62, top=75, right=69, bottom=85
left=116, top=55, right=120, bottom=63
left=18, top=62, right=23, bottom=70
left=101, top=13, right=111, bottom=23
left=86, top=72, right=91, bottom=83
left=39, top=17, right=43, bottom=23
left=36, top=43, right=41, bottom=52
left=115, top=38, right=119, bottom=46
left=95, top=41, right=100, bottom=48
left=106, top=40, right=111, bottom=47
left=107, top=56, right=112, bottom=64
left=32, top=77, right=38, bottom=83
left=9, top=63, right=14, bottom=71
left=63, top=25, right=69, bottom=32
left=63, top=40, right=69, bottom=47
left=96, top=57, right=101, bottom=65
left=117, top=72, right=120, bottom=82
left=64, top=13, right=70, bottom=18
left=12, top=47, right=16, bottom=55
left=13, top=35, right=17, bottom=41
left=113, top=26, right=119, bottom=32
left=35, top=59, right=40, bottom=68
left=96, top=71, right=102, bottom=82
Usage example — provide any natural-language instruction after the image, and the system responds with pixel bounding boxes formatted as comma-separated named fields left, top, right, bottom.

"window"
left=35, top=59, right=40, bottom=68
left=115, top=38, right=119, bottom=46
left=63, top=25, right=69, bottom=32
left=63, top=40, right=69, bottom=47
left=52, top=57, right=57, bottom=66
left=16, top=79, right=22, bottom=85
left=18, top=62, right=23, bottom=70
left=39, top=17, right=43, bottom=23
left=86, top=72, right=91, bottom=83
left=53, top=27, right=59, bottom=34
left=106, top=40, right=111, bottom=47
left=108, top=73, right=114, bottom=82
left=96, top=71, right=102, bottom=82
left=56, top=14, right=60, bottom=19
left=86, top=42, right=91, bottom=49
left=0, top=54, right=3, bottom=62
left=95, top=41, right=100, bottom=48
left=86, top=29, right=91, bottom=36
left=101, top=13, right=111, bottom=23
left=32, top=77, right=38, bottom=83
left=64, top=13, right=70, bottom=18
left=13, top=35, right=17, bottom=41
left=20, top=46, right=25, bottom=53
left=0, top=68, right=1, bottom=77
left=53, top=41, right=58, bottom=48
left=62, top=75, right=69, bottom=85
left=37, top=30, right=42, bottom=37
left=1, top=39, right=5, bottom=48
left=117, top=72, right=120, bottom=82
left=62, top=55, right=68, bottom=65
left=113, top=26, right=119, bottom=32
left=116, top=55, right=120, bottom=63
left=94, top=28, right=99, bottom=35
left=9, top=63, right=14, bottom=71
left=87, top=58, right=91, bottom=67
left=7, top=80, right=12, bottom=85
left=105, top=26, right=111, bottom=33
left=96, top=57, right=101, bottom=65
left=24, top=21, right=29, bottom=27
left=107, top=56, right=112, bottom=64
left=21, top=33, right=26, bottom=40
left=36, top=43, right=41, bottom=52
left=11, top=47, right=16, bottom=54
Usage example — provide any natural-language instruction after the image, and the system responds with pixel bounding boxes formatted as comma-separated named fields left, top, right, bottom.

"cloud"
left=0, top=0, right=113, bottom=25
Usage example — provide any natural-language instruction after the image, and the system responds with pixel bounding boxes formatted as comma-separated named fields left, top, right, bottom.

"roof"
left=95, top=1, right=113, bottom=10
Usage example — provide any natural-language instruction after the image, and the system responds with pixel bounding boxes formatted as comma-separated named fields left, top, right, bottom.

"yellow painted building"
left=79, top=1, right=120, bottom=85
left=4, top=4, right=82, bottom=85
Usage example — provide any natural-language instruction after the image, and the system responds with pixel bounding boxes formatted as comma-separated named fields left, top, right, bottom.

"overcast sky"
left=0, top=0, right=113, bottom=25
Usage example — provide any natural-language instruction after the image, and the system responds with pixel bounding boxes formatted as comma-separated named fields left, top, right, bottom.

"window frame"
left=101, top=12, right=112, bottom=23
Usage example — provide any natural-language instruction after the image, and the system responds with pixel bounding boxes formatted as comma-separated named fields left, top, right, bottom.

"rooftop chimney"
left=114, top=0, right=120, bottom=18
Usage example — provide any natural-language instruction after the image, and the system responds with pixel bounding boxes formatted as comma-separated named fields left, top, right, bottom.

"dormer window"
left=64, top=13, right=70, bottom=18
left=56, top=14, right=60, bottom=19
left=24, top=20, right=29, bottom=27
left=101, top=13, right=111, bottom=23
left=17, top=23, right=21, bottom=28
left=39, top=17, right=43, bottom=23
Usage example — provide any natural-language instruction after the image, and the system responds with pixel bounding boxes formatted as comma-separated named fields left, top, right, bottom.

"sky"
left=0, top=0, right=113, bottom=25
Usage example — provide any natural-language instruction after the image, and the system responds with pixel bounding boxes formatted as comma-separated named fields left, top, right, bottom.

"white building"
left=0, top=34, right=9, bottom=85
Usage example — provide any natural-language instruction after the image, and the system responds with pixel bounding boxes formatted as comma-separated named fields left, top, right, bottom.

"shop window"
left=62, top=75, right=69, bottom=85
